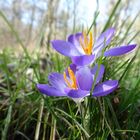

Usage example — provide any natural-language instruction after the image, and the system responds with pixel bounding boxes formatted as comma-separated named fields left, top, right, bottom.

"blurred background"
left=0, top=0, right=139, bottom=52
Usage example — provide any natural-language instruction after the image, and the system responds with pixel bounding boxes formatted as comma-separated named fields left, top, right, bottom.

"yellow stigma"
left=63, top=67, right=78, bottom=89
left=79, top=31, right=93, bottom=55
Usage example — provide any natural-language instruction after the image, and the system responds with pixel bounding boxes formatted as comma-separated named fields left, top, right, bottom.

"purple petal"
left=65, top=88, right=89, bottom=98
left=94, top=28, right=115, bottom=50
left=65, top=63, right=77, bottom=77
left=48, top=73, right=66, bottom=91
left=69, top=63, right=77, bottom=73
left=37, top=84, right=66, bottom=96
left=92, top=80, right=118, bottom=97
left=51, top=40, right=80, bottom=57
left=104, top=44, right=137, bottom=56
left=76, top=66, right=93, bottom=90
left=71, top=55, right=95, bottom=66
left=68, top=33, right=84, bottom=54
left=68, top=33, right=82, bottom=46
left=91, top=64, right=105, bottom=83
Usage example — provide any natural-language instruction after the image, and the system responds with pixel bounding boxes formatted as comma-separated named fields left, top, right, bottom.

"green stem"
left=49, top=116, right=56, bottom=140
left=87, top=11, right=99, bottom=35
left=1, top=105, right=13, bottom=140
left=55, top=108, right=90, bottom=138
left=42, top=112, right=49, bottom=140
left=34, top=98, right=44, bottom=140
left=88, top=39, right=106, bottom=135
left=1, top=52, right=13, bottom=140
left=98, top=98, right=116, bottom=140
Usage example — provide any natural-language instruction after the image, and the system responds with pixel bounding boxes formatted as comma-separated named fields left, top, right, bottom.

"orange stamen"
left=87, top=32, right=93, bottom=55
left=63, top=67, right=78, bottom=89
left=79, top=37, right=85, bottom=51
left=63, top=72, right=71, bottom=88
left=79, top=31, right=93, bottom=55
left=83, top=31, right=88, bottom=46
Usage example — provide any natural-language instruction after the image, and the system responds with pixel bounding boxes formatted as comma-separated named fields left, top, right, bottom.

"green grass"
left=0, top=1, right=140, bottom=140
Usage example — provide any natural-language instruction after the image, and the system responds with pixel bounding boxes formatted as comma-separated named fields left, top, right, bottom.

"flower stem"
left=1, top=105, right=12, bottom=140
left=49, top=116, right=56, bottom=140
left=42, top=112, right=49, bottom=140
left=98, top=98, right=116, bottom=140
left=88, top=39, right=106, bottom=136
left=34, top=98, right=44, bottom=140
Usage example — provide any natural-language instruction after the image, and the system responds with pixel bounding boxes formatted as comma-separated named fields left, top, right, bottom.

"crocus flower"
left=37, top=64, right=118, bottom=103
left=51, top=28, right=136, bottom=66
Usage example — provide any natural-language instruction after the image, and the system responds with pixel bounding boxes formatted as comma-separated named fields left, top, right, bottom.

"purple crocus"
left=37, top=64, right=118, bottom=103
left=51, top=28, right=136, bottom=66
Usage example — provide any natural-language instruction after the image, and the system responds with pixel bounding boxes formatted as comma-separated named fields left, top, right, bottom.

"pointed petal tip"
left=51, top=40, right=80, bottom=57
left=104, top=27, right=115, bottom=34
left=51, top=40, right=59, bottom=46
left=36, top=83, right=46, bottom=94
left=94, top=27, right=115, bottom=50
left=109, top=27, right=115, bottom=31
left=104, top=44, right=137, bottom=57
left=36, top=83, right=42, bottom=90
left=93, top=80, right=118, bottom=97
left=36, top=83, right=66, bottom=97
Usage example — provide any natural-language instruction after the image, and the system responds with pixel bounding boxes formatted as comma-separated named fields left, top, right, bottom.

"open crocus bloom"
left=51, top=28, right=136, bottom=66
left=37, top=64, right=118, bottom=103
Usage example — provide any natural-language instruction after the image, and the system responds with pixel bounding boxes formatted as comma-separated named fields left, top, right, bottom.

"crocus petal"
left=68, top=33, right=84, bottom=54
left=65, top=63, right=77, bottom=77
left=94, top=28, right=115, bottom=50
left=48, top=73, right=66, bottom=91
left=51, top=40, right=80, bottom=57
left=68, top=33, right=82, bottom=46
left=70, top=63, right=77, bottom=73
left=91, top=64, right=105, bottom=83
left=65, top=88, right=89, bottom=98
left=71, top=55, right=95, bottom=66
left=37, top=84, right=66, bottom=96
left=104, top=44, right=136, bottom=56
left=76, top=66, right=93, bottom=90
left=92, top=80, right=118, bottom=97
